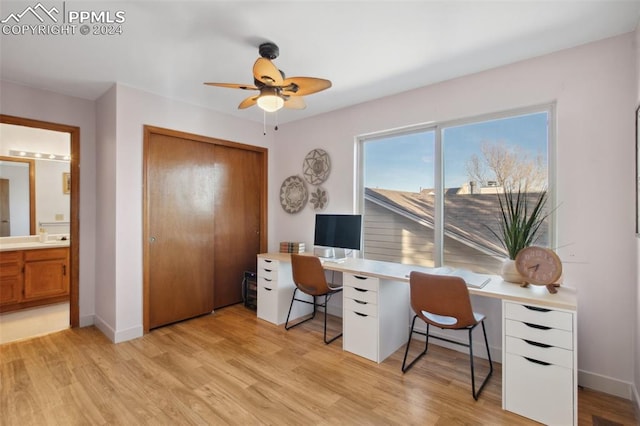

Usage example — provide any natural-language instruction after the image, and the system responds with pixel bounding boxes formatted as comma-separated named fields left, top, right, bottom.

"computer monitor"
left=313, top=214, right=362, bottom=253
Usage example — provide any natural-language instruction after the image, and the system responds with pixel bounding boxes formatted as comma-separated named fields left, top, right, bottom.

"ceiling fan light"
left=257, top=94, right=284, bottom=112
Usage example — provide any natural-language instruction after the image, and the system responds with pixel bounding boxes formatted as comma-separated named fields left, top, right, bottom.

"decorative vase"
left=500, top=258, right=524, bottom=283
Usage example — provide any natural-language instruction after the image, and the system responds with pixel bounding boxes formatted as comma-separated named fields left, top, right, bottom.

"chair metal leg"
left=469, top=320, right=493, bottom=400
left=286, top=290, right=342, bottom=345
left=323, top=293, right=342, bottom=344
left=401, top=316, right=430, bottom=373
left=284, top=289, right=316, bottom=330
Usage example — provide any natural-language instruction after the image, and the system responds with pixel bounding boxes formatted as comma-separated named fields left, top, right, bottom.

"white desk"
left=256, top=253, right=577, bottom=425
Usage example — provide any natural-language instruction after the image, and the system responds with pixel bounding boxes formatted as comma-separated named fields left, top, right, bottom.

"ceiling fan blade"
left=204, top=82, right=258, bottom=90
left=253, top=58, right=283, bottom=86
left=283, top=96, right=306, bottom=110
left=238, top=95, right=258, bottom=109
left=281, top=77, right=332, bottom=96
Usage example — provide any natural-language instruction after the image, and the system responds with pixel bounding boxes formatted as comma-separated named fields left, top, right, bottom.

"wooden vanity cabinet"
left=0, top=251, right=23, bottom=306
left=0, top=247, right=70, bottom=313
left=23, top=248, right=69, bottom=301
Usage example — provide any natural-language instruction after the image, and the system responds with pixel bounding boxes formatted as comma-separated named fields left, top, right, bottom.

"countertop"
left=0, top=235, right=70, bottom=251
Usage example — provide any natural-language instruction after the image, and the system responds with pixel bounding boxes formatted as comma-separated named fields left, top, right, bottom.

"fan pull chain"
left=263, top=110, right=267, bottom=136
left=275, top=110, right=278, bottom=131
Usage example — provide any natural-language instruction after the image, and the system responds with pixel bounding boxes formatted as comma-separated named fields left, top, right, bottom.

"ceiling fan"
left=204, top=42, right=332, bottom=113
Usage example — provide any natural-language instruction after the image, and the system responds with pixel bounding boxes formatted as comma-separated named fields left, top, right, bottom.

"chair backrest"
left=409, top=271, right=477, bottom=328
left=291, top=254, right=331, bottom=296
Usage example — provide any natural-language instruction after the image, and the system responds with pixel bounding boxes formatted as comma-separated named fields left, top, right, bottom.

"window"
left=358, top=105, right=553, bottom=274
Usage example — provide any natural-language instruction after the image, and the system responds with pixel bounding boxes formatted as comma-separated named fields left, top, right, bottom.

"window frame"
left=356, top=103, right=557, bottom=267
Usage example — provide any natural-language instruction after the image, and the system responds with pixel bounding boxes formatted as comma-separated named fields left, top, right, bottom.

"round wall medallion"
left=309, top=186, right=328, bottom=211
left=280, top=175, right=308, bottom=214
left=302, top=149, right=330, bottom=185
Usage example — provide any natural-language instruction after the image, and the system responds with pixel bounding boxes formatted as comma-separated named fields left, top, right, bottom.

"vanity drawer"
left=504, top=302, right=573, bottom=331
left=0, top=251, right=21, bottom=265
left=344, top=274, right=379, bottom=292
left=506, top=336, right=573, bottom=369
left=344, top=285, right=378, bottom=304
left=505, top=319, right=573, bottom=350
left=344, top=297, right=377, bottom=318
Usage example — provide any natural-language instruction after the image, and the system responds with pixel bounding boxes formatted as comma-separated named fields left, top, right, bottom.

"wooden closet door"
left=146, top=133, right=216, bottom=329
left=213, top=145, right=262, bottom=308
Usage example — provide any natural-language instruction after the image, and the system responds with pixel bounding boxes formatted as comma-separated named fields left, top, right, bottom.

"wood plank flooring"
left=1, top=304, right=638, bottom=425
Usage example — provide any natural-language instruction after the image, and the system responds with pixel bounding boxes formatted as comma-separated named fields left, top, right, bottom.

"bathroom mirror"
left=0, top=123, right=70, bottom=237
left=0, top=156, right=35, bottom=236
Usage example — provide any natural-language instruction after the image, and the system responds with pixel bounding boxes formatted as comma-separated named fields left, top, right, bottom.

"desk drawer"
left=343, top=308, right=378, bottom=362
left=344, top=274, right=379, bottom=292
left=505, top=352, right=573, bottom=425
left=504, top=302, right=573, bottom=331
left=258, top=275, right=278, bottom=290
left=344, top=285, right=377, bottom=304
left=344, top=297, right=377, bottom=318
left=258, top=260, right=279, bottom=281
left=506, top=336, right=573, bottom=369
left=505, top=319, right=573, bottom=350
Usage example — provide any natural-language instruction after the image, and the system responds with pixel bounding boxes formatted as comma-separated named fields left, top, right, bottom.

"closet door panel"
left=146, top=133, right=216, bottom=329
left=213, top=145, right=262, bottom=308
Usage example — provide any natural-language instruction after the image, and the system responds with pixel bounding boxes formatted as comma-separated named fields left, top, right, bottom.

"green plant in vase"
left=488, top=187, right=549, bottom=283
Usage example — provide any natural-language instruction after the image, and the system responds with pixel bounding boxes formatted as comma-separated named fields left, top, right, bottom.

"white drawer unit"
left=342, top=273, right=409, bottom=363
left=256, top=256, right=312, bottom=325
left=502, top=301, right=577, bottom=426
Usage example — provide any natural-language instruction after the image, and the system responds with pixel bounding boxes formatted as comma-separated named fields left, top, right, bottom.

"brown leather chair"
left=285, top=254, right=343, bottom=344
left=402, top=271, right=493, bottom=400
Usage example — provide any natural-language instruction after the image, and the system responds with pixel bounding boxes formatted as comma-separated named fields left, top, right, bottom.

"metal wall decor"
left=302, top=148, right=331, bottom=185
left=280, top=175, right=308, bottom=213
left=309, top=186, right=328, bottom=211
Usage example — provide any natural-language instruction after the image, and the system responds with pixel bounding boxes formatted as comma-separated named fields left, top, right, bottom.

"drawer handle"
left=354, top=288, right=368, bottom=293
left=524, top=339, right=552, bottom=349
left=524, top=356, right=551, bottom=366
left=523, top=322, right=551, bottom=331
left=263, top=278, right=273, bottom=282
left=263, top=287, right=272, bottom=291
left=354, top=300, right=367, bottom=305
left=524, top=305, right=551, bottom=313
left=354, top=312, right=368, bottom=317
left=264, top=260, right=273, bottom=263
left=263, top=269, right=272, bottom=273
left=353, top=275, right=367, bottom=280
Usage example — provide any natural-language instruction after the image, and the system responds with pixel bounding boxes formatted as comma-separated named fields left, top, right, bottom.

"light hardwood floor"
left=1, top=304, right=638, bottom=425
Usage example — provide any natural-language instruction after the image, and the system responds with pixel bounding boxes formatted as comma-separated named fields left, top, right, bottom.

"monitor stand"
left=314, top=247, right=347, bottom=262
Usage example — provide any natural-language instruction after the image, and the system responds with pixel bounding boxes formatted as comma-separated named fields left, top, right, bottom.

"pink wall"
left=275, top=33, right=638, bottom=398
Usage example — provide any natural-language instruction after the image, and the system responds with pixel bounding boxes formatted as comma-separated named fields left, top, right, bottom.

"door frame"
left=142, top=125, right=268, bottom=333
left=0, top=114, right=81, bottom=327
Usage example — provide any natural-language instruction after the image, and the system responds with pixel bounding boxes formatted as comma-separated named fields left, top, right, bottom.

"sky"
left=363, top=111, right=549, bottom=192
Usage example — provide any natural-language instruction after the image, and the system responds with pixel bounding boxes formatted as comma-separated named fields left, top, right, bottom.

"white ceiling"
left=1, top=1, right=639, bottom=124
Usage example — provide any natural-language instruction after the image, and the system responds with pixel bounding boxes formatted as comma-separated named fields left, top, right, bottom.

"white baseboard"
left=93, top=315, right=143, bottom=343
left=578, top=370, right=636, bottom=400
left=93, top=314, right=116, bottom=342
left=114, top=325, right=143, bottom=343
